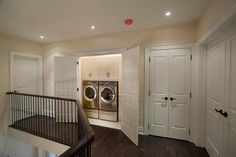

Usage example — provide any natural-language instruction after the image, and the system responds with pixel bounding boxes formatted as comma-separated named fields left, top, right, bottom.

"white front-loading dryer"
left=99, top=81, right=118, bottom=121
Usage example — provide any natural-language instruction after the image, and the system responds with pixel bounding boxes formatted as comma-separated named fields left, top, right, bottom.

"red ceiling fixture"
left=124, top=19, right=134, bottom=26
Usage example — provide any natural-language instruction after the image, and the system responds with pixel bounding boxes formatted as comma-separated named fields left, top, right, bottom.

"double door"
left=205, top=28, right=236, bottom=157
left=148, top=48, right=191, bottom=141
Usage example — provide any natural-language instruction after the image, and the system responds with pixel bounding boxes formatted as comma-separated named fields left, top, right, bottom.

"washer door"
left=100, top=86, right=115, bottom=104
left=84, top=86, right=97, bottom=101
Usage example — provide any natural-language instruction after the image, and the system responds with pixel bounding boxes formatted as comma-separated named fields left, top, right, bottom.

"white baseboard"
left=88, top=118, right=121, bottom=130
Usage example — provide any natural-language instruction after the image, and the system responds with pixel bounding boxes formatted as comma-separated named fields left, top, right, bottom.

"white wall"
left=0, top=33, right=43, bottom=156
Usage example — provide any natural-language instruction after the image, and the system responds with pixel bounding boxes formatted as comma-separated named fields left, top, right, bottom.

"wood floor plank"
left=11, top=116, right=209, bottom=157
left=91, top=125, right=209, bottom=157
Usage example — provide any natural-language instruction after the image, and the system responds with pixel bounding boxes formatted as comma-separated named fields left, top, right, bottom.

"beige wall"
left=198, top=0, right=236, bottom=38
left=80, top=55, right=121, bottom=81
left=0, top=32, right=42, bottom=155
left=42, top=21, right=198, bottom=128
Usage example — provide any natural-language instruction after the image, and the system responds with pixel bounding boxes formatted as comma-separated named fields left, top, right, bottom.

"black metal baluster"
left=30, top=95, right=32, bottom=132
left=64, top=100, right=66, bottom=144
left=31, top=95, right=33, bottom=132
left=87, top=144, right=91, bottom=157
left=12, top=94, right=15, bottom=126
left=48, top=98, right=50, bottom=138
left=60, top=99, right=62, bottom=142
left=21, top=95, right=23, bottom=129
left=71, top=101, right=74, bottom=145
left=19, top=95, right=21, bottom=129
left=17, top=95, right=19, bottom=128
left=41, top=97, right=43, bottom=136
left=10, top=94, right=12, bottom=125
left=55, top=99, right=57, bottom=140
left=32, top=96, right=34, bottom=133
left=35, top=97, right=40, bottom=135
left=67, top=101, right=70, bottom=145
left=46, top=98, right=48, bottom=138
left=42, top=97, right=44, bottom=136
left=58, top=99, right=60, bottom=142
left=49, top=98, right=51, bottom=138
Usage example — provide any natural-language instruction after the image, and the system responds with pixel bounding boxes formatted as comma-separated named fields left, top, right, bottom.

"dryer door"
left=84, top=86, right=97, bottom=101
left=101, top=87, right=115, bottom=103
left=100, top=86, right=116, bottom=111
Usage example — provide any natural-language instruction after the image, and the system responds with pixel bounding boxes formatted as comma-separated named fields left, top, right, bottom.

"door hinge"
left=149, top=56, right=151, bottom=62
left=77, top=61, right=79, bottom=65
left=189, top=129, right=191, bottom=135
left=148, top=123, right=150, bottom=129
left=190, top=54, right=192, bottom=61
left=77, top=88, right=79, bottom=91
left=190, top=92, right=192, bottom=99
left=149, top=91, right=150, bottom=96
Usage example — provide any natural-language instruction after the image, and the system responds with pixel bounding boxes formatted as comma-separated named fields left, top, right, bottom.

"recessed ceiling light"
left=91, top=25, right=95, bottom=30
left=40, top=35, right=44, bottom=39
left=165, top=11, right=171, bottom=16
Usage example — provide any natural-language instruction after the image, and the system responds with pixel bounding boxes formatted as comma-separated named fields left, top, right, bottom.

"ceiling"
left=0, top=0, right=213, bottom=43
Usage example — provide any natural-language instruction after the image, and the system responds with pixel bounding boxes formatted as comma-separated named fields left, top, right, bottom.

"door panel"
left=206, top=42, right=225, bottom=157
left=224, top=33, right=236, bottom=157
left=149, top=48, right=190, bottom=141
left=169, top=50, right=190, bottom=140
left=121, top=47, right=139, bottom=145
left=149, top=51, right=169, bottom=137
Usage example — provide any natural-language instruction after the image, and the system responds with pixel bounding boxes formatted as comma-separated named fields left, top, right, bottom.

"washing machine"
left=82, top=81, right=99, bottom=119
left=99, top=81, right=118, bottom=121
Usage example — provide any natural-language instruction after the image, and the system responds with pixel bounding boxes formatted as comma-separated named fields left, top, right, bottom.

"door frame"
left=10, top=51, right=43, bottom=94
left=144, top=43, right=194, bottom=136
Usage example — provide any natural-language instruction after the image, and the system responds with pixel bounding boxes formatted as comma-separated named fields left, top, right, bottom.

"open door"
left=54, top=56, right=77, bottom=99
left=121, top=47, right=139, bottom=145
left=54, top=56, right=77, bottom=122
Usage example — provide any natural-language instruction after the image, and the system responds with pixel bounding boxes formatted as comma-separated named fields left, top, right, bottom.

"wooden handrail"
left=7, top=92, right=94, bottom=157
left=6, top=92, right=76, bottom=101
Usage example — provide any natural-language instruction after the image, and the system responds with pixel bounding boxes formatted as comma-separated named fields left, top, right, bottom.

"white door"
left=10, top=52, right=43, bottom=94
left=223, top=32, right=236, bottom=157
left=54, top=56, right=77, bottom=99
left=149, top=51, right=169, bottom=137
left=149, top=48, right=190, bottom=141
left=205, top=42, right=225, bottom=157
left=121, top=47, right=139, bottom=145
left=54, top=56, right=77, bottom=122
left=168, top=49, right=190, bottom=140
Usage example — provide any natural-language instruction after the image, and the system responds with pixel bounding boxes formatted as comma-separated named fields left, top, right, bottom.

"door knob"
left=221, top=111, right=228, bottom=118
left=215, top=109, right=222, bottom=113
left=214, top=109, right=228, bottom=118
left=170, top=97, right=176, bottom=101
left=162, top=97, right=168, bottom=101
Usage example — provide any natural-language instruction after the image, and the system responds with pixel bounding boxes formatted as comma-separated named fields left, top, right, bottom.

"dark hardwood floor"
left=11, top=115, right=78, bottom=146
left=91, top=125, right=209, bottom=157
left=11, top=116, right=209, bottom=157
